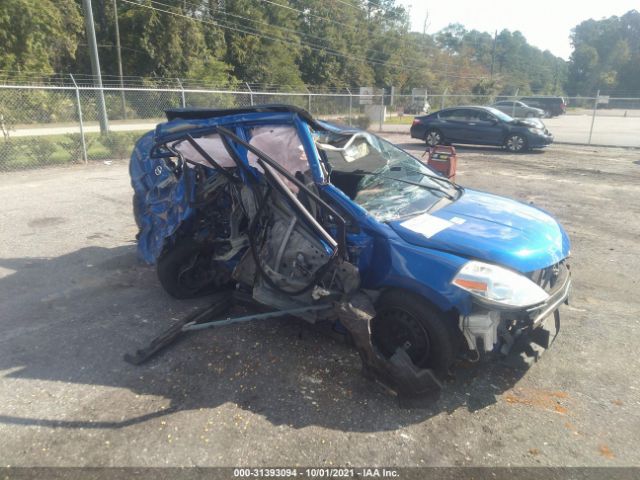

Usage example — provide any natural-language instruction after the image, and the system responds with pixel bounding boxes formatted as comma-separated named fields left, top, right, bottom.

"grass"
left=0, top=130, right=149, bottom=171
left=383, top=115, right=415, bottom=125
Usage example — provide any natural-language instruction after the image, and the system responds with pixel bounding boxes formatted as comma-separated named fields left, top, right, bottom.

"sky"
left=397, top=0, right=638, bottom=59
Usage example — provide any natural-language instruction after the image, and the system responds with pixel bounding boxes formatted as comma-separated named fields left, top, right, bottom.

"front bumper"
left=459, top=265, right=571, bottom=360
left=529, top=133, right=554, bottom=148
left=528, top=275, right=571, bottom=327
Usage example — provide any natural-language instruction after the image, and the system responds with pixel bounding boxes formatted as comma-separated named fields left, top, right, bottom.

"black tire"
left=156, top=239, right=231, bottom=299
left=424, top=128, right=444, bottom=147
left=132, top=193, right=143, bottom=230
left=504, top=133, right=528, bottom=152
left=371, top=290, right=455, bottom=372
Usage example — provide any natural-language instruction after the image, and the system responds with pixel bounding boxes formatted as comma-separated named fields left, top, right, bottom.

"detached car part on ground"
left=129, top=105, right=571, bottom=400
left=411, top=106, right=554, bottom=152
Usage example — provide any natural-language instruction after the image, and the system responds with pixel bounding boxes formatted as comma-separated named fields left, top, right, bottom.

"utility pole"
left=112, top=0, right=127, bottom=119
left=82, top=0, right=109, bottom=133
left=490, top=30, right=497, bottom=80
left=422, top=11, right=430, bottom=35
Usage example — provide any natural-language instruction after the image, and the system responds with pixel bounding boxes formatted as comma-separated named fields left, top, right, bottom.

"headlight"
left=452, top=260, right=549, bottom=308
left=527, top=127, right=544, bottom=135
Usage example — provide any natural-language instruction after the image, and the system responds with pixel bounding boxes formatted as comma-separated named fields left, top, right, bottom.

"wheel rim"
left=372, top=307, right=431, bottom=365
left=506, top=135, right=524, bottom=151
left=425, top=131, right=441, bottom=146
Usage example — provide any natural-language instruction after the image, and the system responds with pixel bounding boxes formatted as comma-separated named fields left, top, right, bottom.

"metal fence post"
left=177, top=78, right=186, bottom=108
left=441, top=88, right=447, bottom=110
left=245, top=82, right=254, bottom=106
left=70, top=74, right=88, bottom=165
left=379, top=89, right=384, bottom=132
left=588, top=90, right=599, bottom=145
left=512, top=88, right=519, bottom=117
left=306, top=86, right=312, bottom=113
left=346, top=87, right=353, bottom=126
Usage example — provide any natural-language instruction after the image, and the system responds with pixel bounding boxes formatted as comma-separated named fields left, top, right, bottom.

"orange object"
left=426, top=145, right=457, bottom=181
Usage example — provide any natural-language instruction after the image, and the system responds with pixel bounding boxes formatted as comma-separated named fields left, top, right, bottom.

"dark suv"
left=519, top=97, right=567, bottom=117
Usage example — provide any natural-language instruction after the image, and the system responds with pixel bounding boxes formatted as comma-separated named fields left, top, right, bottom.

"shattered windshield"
left=317, top=131, right=458, bottom=222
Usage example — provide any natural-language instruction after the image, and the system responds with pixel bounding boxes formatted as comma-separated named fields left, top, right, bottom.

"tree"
left=568, top=10, right=640, bottom=95
left=0, top=0, right=83, bottom=73
left=434, top=23, right=567, bottom=95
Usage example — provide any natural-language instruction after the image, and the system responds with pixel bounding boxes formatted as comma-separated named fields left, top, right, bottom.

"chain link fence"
left=1, top=84, right=639, bottom=171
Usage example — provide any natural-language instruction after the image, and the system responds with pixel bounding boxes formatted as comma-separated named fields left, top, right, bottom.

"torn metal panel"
left=335, top=295, right=442, bottom=399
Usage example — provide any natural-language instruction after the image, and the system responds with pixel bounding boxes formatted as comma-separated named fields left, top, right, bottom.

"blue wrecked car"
left=129, top=105, right=571, bottom=398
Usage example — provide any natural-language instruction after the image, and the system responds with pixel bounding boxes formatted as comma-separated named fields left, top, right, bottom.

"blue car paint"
left=130, top=131, right=196, bottom=263
left=131, top=109, right=570, bottom=318
left=389, top=189, right=571, bottom=273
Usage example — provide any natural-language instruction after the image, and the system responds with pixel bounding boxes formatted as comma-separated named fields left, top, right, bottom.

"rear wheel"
left=371, top=290, right=455, bottom=372
left=424, top=129, right=443, bottom=147
left=157, top=239, right=231, bottom=299
left=505, top=133, right=528, bottom=152
left=132, top=193, right=143, bottom=230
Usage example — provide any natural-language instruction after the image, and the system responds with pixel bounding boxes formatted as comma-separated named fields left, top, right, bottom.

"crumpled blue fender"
left=129, top=131, right=195, bottom=264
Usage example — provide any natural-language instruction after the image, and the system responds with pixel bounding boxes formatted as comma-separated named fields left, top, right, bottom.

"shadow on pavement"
left=0, top=246, right=529, bottom=432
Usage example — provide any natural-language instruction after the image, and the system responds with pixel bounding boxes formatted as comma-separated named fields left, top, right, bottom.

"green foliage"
left=0, top=0, right=82, bottom=73
left=2, top=0, right=636, bottom=99
left=568, top=10, right=640, bottom=95
left=434, top=25, right=567, bottom=95
left=100, top=132, right=136, bottom=160
left=25, top=138, right=57, bottom=163
left=0, top=137, right=71, bottom=170
left=0, top=131, right=147, bottom=171
left=0, top=89, right=77, bottom=125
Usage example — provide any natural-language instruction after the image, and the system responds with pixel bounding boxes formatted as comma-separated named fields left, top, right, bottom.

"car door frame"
left=437, top=108, right=473, bottom=143
left=464, top=109, right=505, bottom=145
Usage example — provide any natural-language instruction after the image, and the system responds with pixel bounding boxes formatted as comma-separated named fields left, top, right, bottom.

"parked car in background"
left=404, top=100, right=431, bottom=115
left=490, top=100, right=544, bottom=118
left=519, top=96, right=567, bottom=117
left=410, top=106, right=553, bottom=152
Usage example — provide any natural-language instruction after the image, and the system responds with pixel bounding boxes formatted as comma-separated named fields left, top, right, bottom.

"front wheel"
left=424, top=129, right=443, bottom=147
left=371, top=290, right=455, bottom=372
left=504, top=134, right=528, bottom=152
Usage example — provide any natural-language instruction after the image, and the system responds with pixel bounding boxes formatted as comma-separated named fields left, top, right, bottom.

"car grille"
left=526, top=260, right=569, bottom=295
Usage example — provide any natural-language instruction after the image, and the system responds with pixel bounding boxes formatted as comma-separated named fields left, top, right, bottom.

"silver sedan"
left=490, top=100, right=545, bottom=118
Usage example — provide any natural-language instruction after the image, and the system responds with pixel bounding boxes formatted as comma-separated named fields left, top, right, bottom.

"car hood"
left=388, top=189, right=570, bottom=273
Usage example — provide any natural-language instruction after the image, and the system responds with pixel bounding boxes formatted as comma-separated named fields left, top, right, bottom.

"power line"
left=175, top=0, right=486, bottom=75
left=124, top=0, right=414, bottom=71
left=122, top=0, right=487, bottom=79
left=180, top=0, right=351, bottom=47
left=319, top=0, right=401, bottom=16
left=254, top=0, right=357, bottom=31
left=178, top=0, right=431, bottom=71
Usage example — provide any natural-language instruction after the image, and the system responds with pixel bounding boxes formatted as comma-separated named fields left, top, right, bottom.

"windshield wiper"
left=347, top=170, right=456, bottom=201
